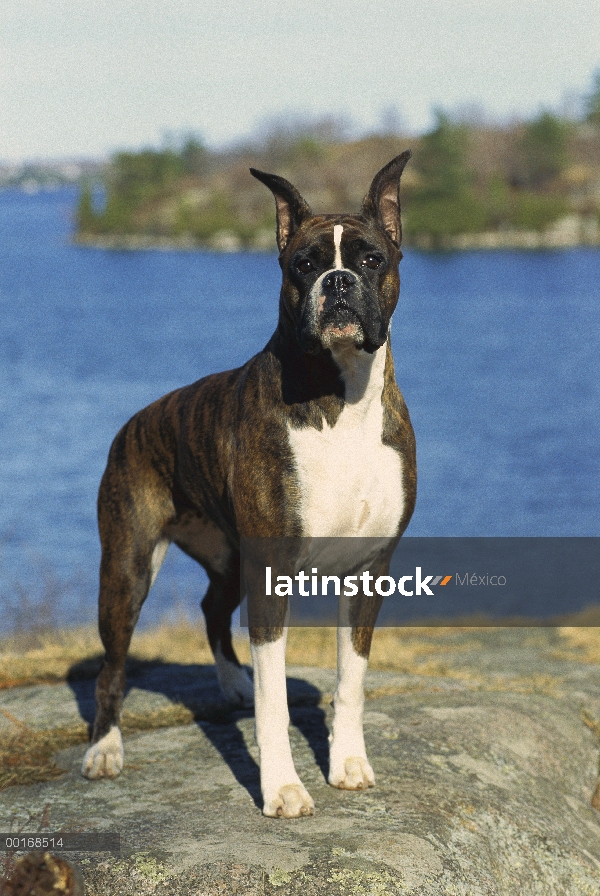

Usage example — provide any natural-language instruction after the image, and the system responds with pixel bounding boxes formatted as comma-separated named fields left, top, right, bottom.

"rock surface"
left=2, top=629, right=600, bottom=894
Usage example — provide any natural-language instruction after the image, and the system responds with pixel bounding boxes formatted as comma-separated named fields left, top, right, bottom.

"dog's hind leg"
left=82, top=439, right=173, bottom=779
left=201, top=556, right=254, bottom=707
left=82, top=535, right=166, bottom=779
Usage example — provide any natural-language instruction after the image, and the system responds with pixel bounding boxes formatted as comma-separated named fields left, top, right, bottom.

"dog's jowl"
left=82, top=153, right=417, bottom=818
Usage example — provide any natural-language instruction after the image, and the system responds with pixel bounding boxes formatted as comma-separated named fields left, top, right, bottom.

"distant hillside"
left=75, top=107, right=600, bottom=251
left=1, top=159, right=100, bottom=193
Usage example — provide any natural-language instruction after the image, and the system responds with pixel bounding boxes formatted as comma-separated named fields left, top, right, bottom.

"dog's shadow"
left=67, top=656, right=329, bottom=809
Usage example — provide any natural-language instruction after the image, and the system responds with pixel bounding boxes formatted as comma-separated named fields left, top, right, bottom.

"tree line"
left=76, top=73, right=600, bottom=250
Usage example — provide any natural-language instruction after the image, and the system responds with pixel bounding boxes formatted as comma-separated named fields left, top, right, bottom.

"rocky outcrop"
left=1, top=629, right=600, bottom=894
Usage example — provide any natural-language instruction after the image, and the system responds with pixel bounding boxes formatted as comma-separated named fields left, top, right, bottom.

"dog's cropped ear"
left=250, top=168, right=312, bottom=252
left=361, top=150, right=412, bottom=247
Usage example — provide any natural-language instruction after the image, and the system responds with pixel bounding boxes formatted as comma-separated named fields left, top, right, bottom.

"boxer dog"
left=82, top=152, right=416, bottom=818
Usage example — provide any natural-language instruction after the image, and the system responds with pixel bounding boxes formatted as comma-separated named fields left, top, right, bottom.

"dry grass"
left=0, top=622, right=215, bottom=690
left=286, top=626, right=479, bottom=675
left=554, top=626, right=600, bottom=663
left=0, top=621, right=482, bottom=691
left=0, top=628, right=102, bottom=689
left=1, top=619, right=595, bottom=692
left=0, top=718, right=88, bottom=791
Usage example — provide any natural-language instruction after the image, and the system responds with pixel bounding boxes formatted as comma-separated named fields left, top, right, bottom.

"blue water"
left=1, top=189, right=599, bottom=630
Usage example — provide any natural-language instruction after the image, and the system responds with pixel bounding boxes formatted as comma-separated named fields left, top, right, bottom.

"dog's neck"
left=267, top=325, right=390, bottom=429
left=330, top=340, right=388, bottom=408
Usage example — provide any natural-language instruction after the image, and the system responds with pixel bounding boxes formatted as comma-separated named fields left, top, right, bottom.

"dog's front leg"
left=250, top=628, right=315, bottom=817
left=328, top=594, right=376, bottom=790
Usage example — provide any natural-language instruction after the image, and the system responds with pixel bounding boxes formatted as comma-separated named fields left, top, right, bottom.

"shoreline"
left=74, top=218, right=600, bottom=254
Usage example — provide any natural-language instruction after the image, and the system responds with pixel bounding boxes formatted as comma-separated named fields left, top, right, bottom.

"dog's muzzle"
left=320, top=270, right=361, bottom=331
left=299, top=268, right=388, bottom=355
left=324, top=271, right=387, bottom=353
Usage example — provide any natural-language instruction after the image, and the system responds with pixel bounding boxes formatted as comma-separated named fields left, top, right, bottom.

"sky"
left=1, top=0, right=600, bottom=162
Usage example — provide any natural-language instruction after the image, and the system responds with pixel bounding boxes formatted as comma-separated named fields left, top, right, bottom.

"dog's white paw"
left=263, top=783, right=315, bottom=818
left=215, top=648, right=254, bottom=707
left=329, top=756, right=374, bottom=790
left=81, top=726, right=124, bottom=779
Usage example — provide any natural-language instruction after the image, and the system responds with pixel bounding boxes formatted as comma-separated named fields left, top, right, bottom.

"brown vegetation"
left=2, top=619, right=597, bottom=692
left=76, top=104, right=600, bottom=251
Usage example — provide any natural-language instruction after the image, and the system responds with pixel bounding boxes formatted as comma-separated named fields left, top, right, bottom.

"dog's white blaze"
left=287, top=343, right=404, bottom=537
left=214, top=643, right=254, bottom=707
left=333, top=223, right=344, bottom=269
left=251, top=630, right=314, bottom=817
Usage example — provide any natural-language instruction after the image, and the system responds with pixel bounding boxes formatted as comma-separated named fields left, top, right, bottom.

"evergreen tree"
left=518, top=111, right=569, bottom=188
left=413, top=110, right=471, bottom=199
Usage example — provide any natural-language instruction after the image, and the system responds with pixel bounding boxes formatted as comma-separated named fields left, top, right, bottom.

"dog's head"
left=250, top=151, right=411, bottom=355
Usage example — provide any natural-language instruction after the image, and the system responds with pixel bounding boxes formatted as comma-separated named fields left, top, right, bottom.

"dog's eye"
left=362, top=254, right=382, bottom=270
left=295, top=259, right=315, bottom=275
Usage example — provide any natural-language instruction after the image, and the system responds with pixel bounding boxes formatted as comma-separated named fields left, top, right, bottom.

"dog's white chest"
left=287, top=346, right=404, bottom=537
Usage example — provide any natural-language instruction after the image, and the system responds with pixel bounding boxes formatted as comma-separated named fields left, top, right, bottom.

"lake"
left=1, top=188, right=599, bottom=630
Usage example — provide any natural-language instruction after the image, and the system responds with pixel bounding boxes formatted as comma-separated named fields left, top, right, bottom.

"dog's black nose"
left=322, top=270, right=357, bottom=295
